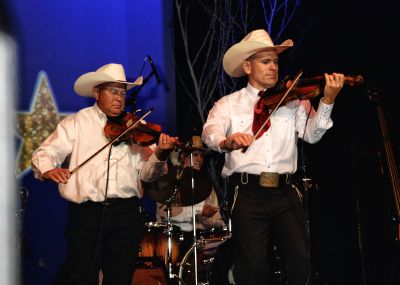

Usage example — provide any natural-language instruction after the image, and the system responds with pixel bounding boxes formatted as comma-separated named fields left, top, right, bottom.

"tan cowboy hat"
left=74, top=63, right=143, bottom=97
left=223, top=29, right=294, bottom=77
left=170, top=135, right=210, bottom=166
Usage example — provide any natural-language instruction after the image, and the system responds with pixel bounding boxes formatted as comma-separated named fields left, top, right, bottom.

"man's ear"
left=93, top=87, right=99, bottom=100
left=242, top=61, right=251, bottom=75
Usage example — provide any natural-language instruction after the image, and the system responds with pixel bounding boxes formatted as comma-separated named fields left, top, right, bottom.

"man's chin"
left=108, top=110, right=123, bottom=117
left=112, top=108, right=124, bottom=115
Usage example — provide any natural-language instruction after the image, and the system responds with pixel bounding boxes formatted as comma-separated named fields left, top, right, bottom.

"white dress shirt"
left=157, top=189, right=224, bottom=232
left=202, top=83, right=334, bottom=176
left=32, top=103, right=167, bottom=203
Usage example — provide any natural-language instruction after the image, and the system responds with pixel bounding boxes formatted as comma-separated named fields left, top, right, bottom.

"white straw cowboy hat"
left=74, top=63, right=143, bottom=97
left=223, top=29, right=294, bottom=77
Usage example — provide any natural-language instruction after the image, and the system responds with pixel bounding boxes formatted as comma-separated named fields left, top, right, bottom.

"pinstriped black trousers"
left=228, top=174, right=309, bottom=285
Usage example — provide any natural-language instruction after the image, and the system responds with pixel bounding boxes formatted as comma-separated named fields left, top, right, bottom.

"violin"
left=70, top=108, right=186, bottom=175
left=104, top=110, right=191, bottom=153
left=69, top=109, right=154, bottom=175
left=104, top=111, right=162, bottom=146
left=242, top=72, right=364, bottom=153
left=263, top=74, right=364, bottom=110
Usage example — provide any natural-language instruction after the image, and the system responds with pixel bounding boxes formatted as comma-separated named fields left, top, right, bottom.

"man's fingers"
left=232, top=134, right=253, bottom=147
left=44, top=168, right=70, bottom=184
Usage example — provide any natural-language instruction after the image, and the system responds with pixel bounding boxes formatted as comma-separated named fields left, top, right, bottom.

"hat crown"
left=242, top=29, right=275, bottom=47
left=188, top=135, right=204, bottom=149
left=96, top=63, right=127, bottom=82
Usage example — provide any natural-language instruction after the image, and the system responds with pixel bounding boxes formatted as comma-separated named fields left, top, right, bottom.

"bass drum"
left=178, top=237, right=229, bottom=285
left=138, top=222, right=183, bottom=265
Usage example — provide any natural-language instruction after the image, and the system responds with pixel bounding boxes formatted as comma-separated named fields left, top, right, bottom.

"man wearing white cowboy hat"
left=202, top=29, right=345, bottom=284
left=32, top=63, right=179, bottom=285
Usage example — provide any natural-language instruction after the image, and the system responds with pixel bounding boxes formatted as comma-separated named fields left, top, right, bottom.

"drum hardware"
left=150, top=163, right=200, bottom=285
left=189, top=151, right=200, bottom=285
left=178, top=236, right=231, bottom=285
left=142, top=144, right=215, bottom=285
left=166, top=150, right=203, bottom=285
left=138, top=222, right=183, bottom=266
left=167, top=150, right=205, bottom=284
left=163, top=190, right=183, bottom=282
left=142, top=165, right=212, bottom=206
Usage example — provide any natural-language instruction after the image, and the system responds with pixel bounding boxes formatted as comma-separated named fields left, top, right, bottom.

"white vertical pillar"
left=0, top=31, right=18, bottom=285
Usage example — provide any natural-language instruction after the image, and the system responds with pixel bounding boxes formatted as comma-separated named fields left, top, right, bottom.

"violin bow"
left=242, top=71, right=303, bottom=153
left=69, top=108, right=154, bottom=175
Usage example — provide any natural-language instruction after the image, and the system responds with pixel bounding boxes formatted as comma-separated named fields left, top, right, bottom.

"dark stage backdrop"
left=174, top=0, right=400, bottom=284
left=10, top=1, right=176, bottom=284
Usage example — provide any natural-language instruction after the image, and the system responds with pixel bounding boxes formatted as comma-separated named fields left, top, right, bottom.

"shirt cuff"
left=317, top=99, right=334, bottom=122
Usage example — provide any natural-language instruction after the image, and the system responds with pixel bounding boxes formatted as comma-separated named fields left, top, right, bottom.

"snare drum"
left=138, top=222, right=183, bottom=265
left=199, top=225, right=231, bottom=241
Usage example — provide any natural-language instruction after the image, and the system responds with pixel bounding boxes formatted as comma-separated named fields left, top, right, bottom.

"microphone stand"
left=299, top=141, right=314, bottom=285
left=163, top=168, right=188, bottom=285
left=164, top=184, right=180, bottom=281
left=188, top=149, right=200, bottom=285
left=126, top=62, right=159, bottom=109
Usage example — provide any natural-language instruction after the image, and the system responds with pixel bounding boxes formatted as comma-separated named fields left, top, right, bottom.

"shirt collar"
left=93, top=103, right=107, bottom=122
left=246, top=83, right=266, bottom=99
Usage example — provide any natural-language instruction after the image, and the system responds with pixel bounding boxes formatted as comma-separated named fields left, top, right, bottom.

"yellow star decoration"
left=16, top=71, right=70, bottom=176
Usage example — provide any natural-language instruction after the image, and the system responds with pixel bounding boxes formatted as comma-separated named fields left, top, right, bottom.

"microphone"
left=146, top=55, right=161, bottom=83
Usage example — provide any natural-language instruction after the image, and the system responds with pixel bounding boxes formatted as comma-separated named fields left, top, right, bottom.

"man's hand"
left=322, top=73, right=345, bottom=104
left=220, top=132, right=253, bottom=151
left=155, top=133, right=179, bottom=161
left=42, top=168, right=70, bottom=184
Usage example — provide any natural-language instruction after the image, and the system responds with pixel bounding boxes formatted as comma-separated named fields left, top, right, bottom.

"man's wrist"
left=322, top=96, right=334, bottom=105
left=155, top=148, right=171, bottom=161
left=219, top=139, right=227, bottom=150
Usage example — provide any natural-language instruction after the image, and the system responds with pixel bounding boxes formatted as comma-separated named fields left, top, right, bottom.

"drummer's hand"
left=202, top=205, right=219, bottom=218
left=220, top=133, right=253, bottom=151
left=43, top=168, right=70, bottom=184
left=170, top=206, right=183, bottom=217
left=155, top=133, right=179, bottom=160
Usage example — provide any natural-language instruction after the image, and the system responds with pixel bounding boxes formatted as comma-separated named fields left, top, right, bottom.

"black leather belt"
left=80, top=196, right=139, bottom=206
left=230, top=172, right=291, bottom=187
left=102, top=197, right=138, bottom=205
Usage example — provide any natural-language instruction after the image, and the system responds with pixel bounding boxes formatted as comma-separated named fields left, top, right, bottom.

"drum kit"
left=138, top=145, right=232, bottom=285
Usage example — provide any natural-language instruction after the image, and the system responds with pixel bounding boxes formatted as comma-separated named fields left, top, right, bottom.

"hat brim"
left=74, top=73, right=143, bottom=97
left=223, top=39, right=293, bottom=77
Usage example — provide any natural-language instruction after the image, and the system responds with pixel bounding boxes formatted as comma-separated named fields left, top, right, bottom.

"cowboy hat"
left=74, top=63, right=143, bottom=97
left=223, top=29, right=294, bottom=77
left=170, top=135, right=210, bottom=166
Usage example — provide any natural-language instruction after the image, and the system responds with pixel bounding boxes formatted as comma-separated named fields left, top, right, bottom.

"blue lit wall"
left=10, top=1, right=175, bottom=284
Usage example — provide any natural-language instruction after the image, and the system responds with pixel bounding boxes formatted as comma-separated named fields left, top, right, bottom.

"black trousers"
left=228, top=174, right=309, bottom=285
left=53, top=197, right=145, bottom=285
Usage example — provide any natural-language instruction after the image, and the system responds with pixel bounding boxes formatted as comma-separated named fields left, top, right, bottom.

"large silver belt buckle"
left=259, top=172, right=279, bottom=187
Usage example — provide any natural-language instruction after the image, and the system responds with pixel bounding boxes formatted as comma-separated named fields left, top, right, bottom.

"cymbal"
left=142, top=165, right=213, bottom=207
